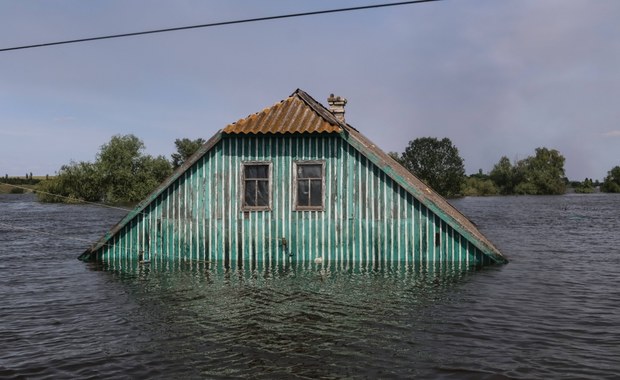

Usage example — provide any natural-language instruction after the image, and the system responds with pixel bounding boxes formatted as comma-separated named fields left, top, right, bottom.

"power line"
left=0, top=183, right=133, bottom=212
left=0, top=221, right=95, bottom=244
left=0, top=220, right=157, bottom=259
left=0, top=0, right=442, bottom=52
left=0, top=184, right=145, bottom=256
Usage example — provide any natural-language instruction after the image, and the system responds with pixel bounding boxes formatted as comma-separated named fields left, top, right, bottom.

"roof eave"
left=338, top=129, right=508, bottom=264
left=79, top=130, right=224, bottom=261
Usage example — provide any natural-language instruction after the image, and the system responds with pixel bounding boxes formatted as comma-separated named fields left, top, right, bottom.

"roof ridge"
left=292, top=89, right=348, bottom=129
left=222, top=89, right=342, bottom=135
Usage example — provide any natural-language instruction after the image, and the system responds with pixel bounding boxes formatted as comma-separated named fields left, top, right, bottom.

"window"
left=294, top=161, right=325, bottom=210
left=242, top=162, right=271, bottom=210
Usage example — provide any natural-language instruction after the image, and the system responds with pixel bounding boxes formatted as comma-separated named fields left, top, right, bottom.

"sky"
left=1, top=0, right=619, bottom=181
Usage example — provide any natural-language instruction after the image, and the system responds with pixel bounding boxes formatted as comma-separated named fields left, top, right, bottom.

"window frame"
left=293, top=160, right=326, bottom=211
left=240, top=161, right=272, bottom=211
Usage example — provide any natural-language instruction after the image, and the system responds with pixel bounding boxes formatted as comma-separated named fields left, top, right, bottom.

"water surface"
left=1, top=193, right=619, bottom=379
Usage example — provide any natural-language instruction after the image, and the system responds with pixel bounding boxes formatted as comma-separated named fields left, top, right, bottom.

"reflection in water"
left=94, top=258, right=484, bottom=279
left=85, top=261, right=481, bottom=379
left=2, top=193, right=619, bottom=379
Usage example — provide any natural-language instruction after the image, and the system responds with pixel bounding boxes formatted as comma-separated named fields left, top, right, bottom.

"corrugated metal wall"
left=95, top=134, right=493, bottom=269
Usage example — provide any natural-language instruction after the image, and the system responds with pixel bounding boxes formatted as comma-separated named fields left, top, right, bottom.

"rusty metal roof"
left=222, top=89, right=343, bottom=134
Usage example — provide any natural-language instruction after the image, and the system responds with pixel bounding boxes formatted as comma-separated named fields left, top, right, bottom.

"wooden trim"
left=80, top=130, right=224, bottom=259
left=240, top=161, right=272, bottom=212
left=293, top=160, right=325, bottom=211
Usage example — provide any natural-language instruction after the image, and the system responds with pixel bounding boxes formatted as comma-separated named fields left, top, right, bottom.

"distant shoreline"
left=0, top=184, right=37, bottom=194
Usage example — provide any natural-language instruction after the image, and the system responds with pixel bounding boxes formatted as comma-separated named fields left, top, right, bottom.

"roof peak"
left=222, top=89, right=344, bottom=135
left=292, top=89, right=350, bottom=129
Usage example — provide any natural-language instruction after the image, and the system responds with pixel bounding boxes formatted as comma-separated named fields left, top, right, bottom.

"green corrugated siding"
left=94, top=134, right=494, bottom=268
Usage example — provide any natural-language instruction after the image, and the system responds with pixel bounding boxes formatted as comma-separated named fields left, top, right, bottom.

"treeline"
left=390, top=137, right=620, bottom=197
left=466, top=155, right=620, bottom=196
left=467, top=147, right=566, bottom=196
left=0, top=174, right=45, bottom=194
left=36, top=134, right=620, bottom=203
left=600, top=166, right=620, bottom=193
left=1, top=174, right=44, bottom=185
left=38, top=135, right=204, bottom=204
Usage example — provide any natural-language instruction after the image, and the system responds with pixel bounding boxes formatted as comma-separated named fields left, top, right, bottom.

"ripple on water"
left=1, top=194, right=620, bottom=379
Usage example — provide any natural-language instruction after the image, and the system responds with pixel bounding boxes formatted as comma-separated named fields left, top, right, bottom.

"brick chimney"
left=327, top=94, right=347, bottom=123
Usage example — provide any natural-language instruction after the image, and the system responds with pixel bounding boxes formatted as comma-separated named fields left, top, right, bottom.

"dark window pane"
left=299, top=164, right=321, bottom=179
left=245, top=164, right=268, bottom=179
left=245, top=165, right=257, bottom=178
left=243, top=164, right=270, bottom=209
left=244, top=181, right=256, bottom=206
left=297, top=180, right=309, bottom=206
left=257, top=180, right=269, bottom=206
left=255, top=165, right=269, bottom=178
left=310, top=179, right=322, bottom=206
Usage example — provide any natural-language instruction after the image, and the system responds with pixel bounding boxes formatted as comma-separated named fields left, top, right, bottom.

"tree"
left=400, top=137, right=465, bottom=198
left=387, top=151, right=404, bottom=165
left=38, top=161, right=102, bottom=202
left=129, top=154, right=173, bottom=201
left=38, top=134, right=172, bottom=204
left=489, top=148, right=566, bottom=195
left=98, top=134, right=146, bottom=202
left=462, top=176, right=499, bottom=196
left=171, top=138, right=206, bottom=169
left=574, top=178, right=595, bottom=194
left=601, top=166, right=620, bottom=193
left=489, top=156, right=518, bottom=195
left=515, top=147, right=566, bottom=195
left=97, top=134, right=173, bottom=203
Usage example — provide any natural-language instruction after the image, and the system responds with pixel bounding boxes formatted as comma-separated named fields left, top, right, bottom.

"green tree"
left=489, top=148, right=566, bottom=195
left=400, top=137, right=465, bottom=198
left=129, top=154, right=173, bottom=201
left=601, top=166, right=620, bottom=193
left=387, top=151, right=404, bottom=165
left=462, top=176, right=499, bottom=196
left=574, top=178, right=595, bottom=194
left=38, top=161, right=102, bottom=202
left=489, top=156, right=518, bottom=195
left=38, top=134, right=172, bottom=204
left=516, top=147, right=566, bottom=195
left=97, top=134, right=173, bottom=203
left=98, top=134, right=145, bottom=202
left=171, top=138, right=206, bottom=169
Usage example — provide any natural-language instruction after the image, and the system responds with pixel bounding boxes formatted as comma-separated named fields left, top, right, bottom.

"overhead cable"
left=0, top=183, right=133, bottom=212
left=0, top=0, right=442, bottom=52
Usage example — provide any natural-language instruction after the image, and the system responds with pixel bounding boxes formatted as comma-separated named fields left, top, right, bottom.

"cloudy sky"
left=1, top=0, right=619, bottom=180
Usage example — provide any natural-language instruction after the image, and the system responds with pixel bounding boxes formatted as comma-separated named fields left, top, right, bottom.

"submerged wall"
left=90, top=134, right=495, bottom=268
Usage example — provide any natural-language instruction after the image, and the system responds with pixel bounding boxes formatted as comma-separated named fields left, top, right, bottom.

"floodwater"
left=1, top=193, right=619, bottom=379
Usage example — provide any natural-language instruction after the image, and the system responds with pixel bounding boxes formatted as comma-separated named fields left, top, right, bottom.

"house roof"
left=82, top=89, right=506, bottom=264
left=223, top=91, right=342, bottom=134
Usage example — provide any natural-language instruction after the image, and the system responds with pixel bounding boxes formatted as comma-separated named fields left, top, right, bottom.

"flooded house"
left=81, top=89, right=507, bottom=268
